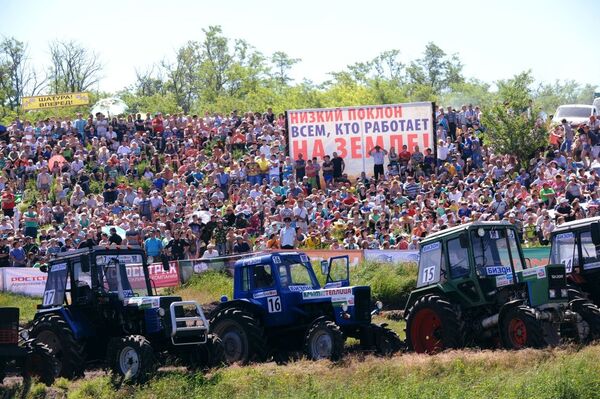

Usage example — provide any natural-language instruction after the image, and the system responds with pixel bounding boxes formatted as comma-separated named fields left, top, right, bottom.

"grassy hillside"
left=0, top=292, right=40, bottom=323
left=4, top=345, right=599, bottom=399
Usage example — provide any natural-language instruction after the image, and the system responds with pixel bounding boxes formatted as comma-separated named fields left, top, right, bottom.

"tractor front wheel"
left=107, top=335, right=156, bottom=384
left=29, top=314, right=85, bottom=379
left=405, top=295, right=463, bottom=354
left=500, top=306, right=546, bottom=349
left=23, top=339, right=59, bottom=386
left=304, top=320, right=345, bottom=361
left=210, top=308, right=266, bottom=365
left=571, top=301, right=600, bottom=341
left=187, top=334, right=225, bottom=371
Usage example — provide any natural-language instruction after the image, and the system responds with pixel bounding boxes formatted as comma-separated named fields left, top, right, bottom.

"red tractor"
left=0, top=307, right=58, bottom=386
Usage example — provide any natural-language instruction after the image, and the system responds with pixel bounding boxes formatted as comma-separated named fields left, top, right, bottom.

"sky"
left=2, top=0, right=599, bottom=94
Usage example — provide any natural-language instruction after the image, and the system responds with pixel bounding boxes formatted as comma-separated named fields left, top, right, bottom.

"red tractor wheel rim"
left=411, top=308, right=442, bottom=353
left=508, top=318, right=527, bottom=348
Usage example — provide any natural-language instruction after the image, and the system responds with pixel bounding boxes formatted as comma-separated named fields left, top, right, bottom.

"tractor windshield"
left=471, top=228, right=524, bottom=274
left=96, top=255, right=140, bottom=298
left=278, top=262, right=318, bottom=290
left=550, top=232, right=577, bottom=272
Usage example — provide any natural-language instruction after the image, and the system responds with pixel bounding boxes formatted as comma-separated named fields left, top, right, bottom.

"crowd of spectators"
left=0, top=103, right=599, bottom=267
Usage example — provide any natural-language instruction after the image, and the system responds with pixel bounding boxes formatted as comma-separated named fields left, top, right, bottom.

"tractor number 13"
left=267, top=296, right=282, bottom=313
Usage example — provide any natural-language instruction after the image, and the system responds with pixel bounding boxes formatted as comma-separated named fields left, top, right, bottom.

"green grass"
left=352, top=261, right=417, bottom=309
left=5, top=345, right=600, bottom=399
left=0, top=292, right=40, bottom=324
left=169, top=270, right=233, bottom=305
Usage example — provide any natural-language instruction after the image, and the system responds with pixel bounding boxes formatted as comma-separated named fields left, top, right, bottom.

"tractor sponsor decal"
left=302, top=287, right=355, bottom=306
left=288, top=285, right=312, bottom=292
left=253, top=289, right=278, bottom=299
left=300, top=255, right=309, bottom=263
left=242, top=257, right=262, bottom=266
left=125, top=296, right=160, bottom=309
left=555, top=232, right=574, bottom=240
left=485, top=266, right=512, bottom=276
left=584, top=261, right=600, bottom=271
left=521, top=267, right=547, bottom=280
left=96, top=254, right=143, bottom=265
left=421, top=242, right=440, bottom=253
left=50, top=263, right=67, bottom=271
left=496, top=274, right=514, bottom=287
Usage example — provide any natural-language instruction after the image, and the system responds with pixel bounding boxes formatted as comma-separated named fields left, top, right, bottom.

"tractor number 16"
left=267, top=296, right=282, bottom=313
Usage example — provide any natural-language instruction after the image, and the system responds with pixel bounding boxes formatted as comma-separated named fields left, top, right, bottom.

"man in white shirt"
left=279, top=217, right=296, bottom=249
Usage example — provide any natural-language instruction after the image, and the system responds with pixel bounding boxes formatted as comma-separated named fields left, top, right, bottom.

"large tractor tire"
left=22, top=339, right=59, bottom=386
left=29, top=314, right=85, bottom=379
left=361, top=324, right=404, bottom=356
left=210, top=308, right=267, bottom=364
left=571, top=301, right=600, bottom=341
left=106, top=335, right=156, bottom=384
left=405, top=295, right=464, bottom=354
left=187, top=334, right=226, bottom=371
left=500, top=306, right=546, bottom=349
left=304, top=320, right=345, bottom=361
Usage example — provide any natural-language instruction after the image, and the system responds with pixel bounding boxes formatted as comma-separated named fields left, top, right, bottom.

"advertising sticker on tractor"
left=421, top=242, right=440, bottom=253
left=522, top=267, right=546, bottom=280
left=486, top=266, right=512, bottom=276
left=253, top=290, right=278, bottom=299
left=496, top=274, right=513, bottom=287
left=302, top=287, right=354, bottom=305
left=288, top=285, right=312, bottom=292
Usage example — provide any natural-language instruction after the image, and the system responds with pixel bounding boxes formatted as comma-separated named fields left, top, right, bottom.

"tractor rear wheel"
left=500, top=306, right=546, bottom=349
left=405, top=295, right=463, bottom=354
left=29, top=314, right=85, bottom=379
left=571, top=301, right=600, bottom=341
left=187, top=334, right=225, bottom=371
left=304, top=320, right=345, bottom=361
left=107, top=335, right=156, bottom=383
left=210, top=308, right=266, bottom=364
left=23, top=339, right=59, bottom=386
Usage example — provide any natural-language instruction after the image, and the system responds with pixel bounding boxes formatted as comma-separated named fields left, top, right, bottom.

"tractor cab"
left=549, top=216, right=600, bottom=304
left=228, top=252, right=350, bottom=327
left=411, top=221, right=569, bottom=310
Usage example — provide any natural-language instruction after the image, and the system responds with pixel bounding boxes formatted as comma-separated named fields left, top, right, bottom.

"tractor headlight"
left=549, top=289, right=556, bottom=298
left=341, top=303, right=349, bottom=312
left=158, top=308, right=165, bottom=317
left=561, top=289, right=568, bottom=298
left=376, top=301, right=383, bottom=310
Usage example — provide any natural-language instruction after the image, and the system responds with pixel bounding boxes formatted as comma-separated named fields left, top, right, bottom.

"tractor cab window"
left=471, top=228, right=521, bottom=274
left=579, top=231, right=600, bottom=270
left=417, top=242, right=444, bottom=288
left=550, top=232, right=578, bottom=272
left=448, top=238, right=470, bottom=279
left=253, top=264, right=275, bottom=289
left=278, top=262, right=317, bottom=289
left=97, top=257, right=135, bottom=298
left=42, top=262, right=68, bottom=307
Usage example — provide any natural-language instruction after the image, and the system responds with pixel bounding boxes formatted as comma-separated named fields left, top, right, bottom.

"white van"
left=553, top=104, right=597, bottom=126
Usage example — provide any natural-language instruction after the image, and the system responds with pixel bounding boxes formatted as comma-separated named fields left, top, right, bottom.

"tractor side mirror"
left=80, top=254, right=90, bottom=273
left=459, top=233, right=469, bottom=249
left=320, top=260, right=328, bottom=275
left=162, top=256, right=170, bottom=271
left=591, top=223, right=600, bottom=246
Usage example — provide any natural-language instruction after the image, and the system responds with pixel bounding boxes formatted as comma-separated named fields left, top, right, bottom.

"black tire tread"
left=304, top=320, right=345, bottom=361
left=23, top=339, right=58, bottom=386
left=106, top=335, right=156, bottom=384
left=29, top=314, right=85, bottom=379
left=405, top=294, right=464, bottom=353
left=572, top=301, right=600, bottom=341
left=210, top=308, right=267, bottom=364
left=372, top=324, right=404, bottom=356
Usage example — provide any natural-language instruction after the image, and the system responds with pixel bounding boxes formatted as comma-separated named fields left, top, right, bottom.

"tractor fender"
left=209, top=299, right=266, bottom=322
left=498, top=299, right=527, bottom=327
left=34, top=307, right=94, bottom=340
left=304, top=315, right=334, bottom=335
left=404, top=286, right=446, bottom=315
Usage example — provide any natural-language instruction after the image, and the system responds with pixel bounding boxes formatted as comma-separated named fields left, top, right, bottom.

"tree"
left=481, top=71, right=548, bottom=166
left=0, top=37, right=45, bottom=111
left=271, top=51, right=300, bottom=86
left=48, top=40, right=103, bottom=94
left=406, top=42, right=463, bottom=94
left=162, top=41, right=202, bottom=113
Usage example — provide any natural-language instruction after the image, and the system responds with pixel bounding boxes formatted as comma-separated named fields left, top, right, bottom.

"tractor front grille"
left=353, top=286, right=371, bottom=322
left=547, top=265, right=566, bottom=289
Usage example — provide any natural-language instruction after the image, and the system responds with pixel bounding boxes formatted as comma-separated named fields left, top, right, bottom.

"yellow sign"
left=21, top=92, right=90, bottom=111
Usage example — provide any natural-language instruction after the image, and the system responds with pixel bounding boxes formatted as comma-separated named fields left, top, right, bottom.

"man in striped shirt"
left=403, top=176, right=420, bottom=199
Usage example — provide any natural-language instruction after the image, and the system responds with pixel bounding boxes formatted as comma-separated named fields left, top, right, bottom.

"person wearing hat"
left=539, top=181, right=556, bottom=207
left=201, top=242, right=219, bottom=259
left=233, top=235, right=251, bottom=254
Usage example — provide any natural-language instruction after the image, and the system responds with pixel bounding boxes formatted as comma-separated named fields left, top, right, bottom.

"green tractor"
left=404, top=221, right=600, bottom=353
left=549, top=216, right=600, bottom=305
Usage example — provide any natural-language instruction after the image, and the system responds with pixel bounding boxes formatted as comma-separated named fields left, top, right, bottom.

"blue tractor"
left=209, top=252, right=402, bottom=363
left=29, top=246, right=223, bottom=383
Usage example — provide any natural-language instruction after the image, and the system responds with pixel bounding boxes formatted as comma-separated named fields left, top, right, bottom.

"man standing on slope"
left=368, top=145, right=388, bottom=181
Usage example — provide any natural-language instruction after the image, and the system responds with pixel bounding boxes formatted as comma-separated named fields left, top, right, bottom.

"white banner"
left=363, top=249, right=419, bottom=264
left=1, top=267, right=47, bottom=296
left=287, top=102, right=434, bottom=177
